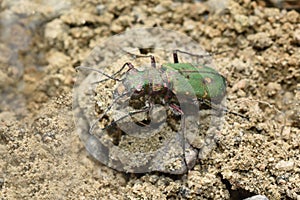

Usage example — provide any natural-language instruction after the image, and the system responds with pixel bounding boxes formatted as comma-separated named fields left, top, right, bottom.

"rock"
left=46, top=50, right=71, bottom=67
left=243, top=195, right=269, bottom=200
left=44, top=19, right=68, bottom=41
left=286, top=10, right=299, bottom=23
left=153, top=4, right=167, bottom=14
left=275, top=160, right=294, bottom=171
left=266, top=82, right=282, bottom=96
left=183, top=20, right=196, bottom=31
left=96, top=4, right=106, bottom=15
left=231, top=79, right=249, bottom=92
left=293, top=29, right=300, bottom=45
left=234, top=14, right=250, bottom=33
left=60, top=9, right=100, bottom=26
left=205, top=0, right=229, bottom=13
left=247, top=32, right=273, bottom=49
left=110, top=23, right=124, bottom=33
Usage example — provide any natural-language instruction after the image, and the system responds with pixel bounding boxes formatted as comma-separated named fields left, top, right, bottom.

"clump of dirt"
left=0, top=0, right=299, bottom=199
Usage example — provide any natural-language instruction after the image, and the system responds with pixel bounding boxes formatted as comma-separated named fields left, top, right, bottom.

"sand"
left=0, top=0, right=299, bottom=199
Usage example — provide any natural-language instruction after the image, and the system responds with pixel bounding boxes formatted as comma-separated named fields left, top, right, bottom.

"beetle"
left=76, top=49, right=247, bottom=174
left=77, top=49, right=232, bottom=132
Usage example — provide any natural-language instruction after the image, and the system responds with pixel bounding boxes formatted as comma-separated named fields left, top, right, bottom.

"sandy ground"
left=0, top=0, right=299, bottom=199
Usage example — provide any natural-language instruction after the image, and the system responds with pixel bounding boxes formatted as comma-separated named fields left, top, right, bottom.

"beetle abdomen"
left=162, top=63, right=226, bottom=103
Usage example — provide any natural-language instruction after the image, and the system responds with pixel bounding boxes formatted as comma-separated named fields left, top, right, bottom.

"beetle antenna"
left=76, top=66, right=121, bottom=81
left=122, top=49, right=156, bottom=68
left=76, top=62, right=136, bottom=84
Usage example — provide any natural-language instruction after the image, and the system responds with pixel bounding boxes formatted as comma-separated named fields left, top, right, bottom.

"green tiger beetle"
left=77, top=49, right=247, bottom=132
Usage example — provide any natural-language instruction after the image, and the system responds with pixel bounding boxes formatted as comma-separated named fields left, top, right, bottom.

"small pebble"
left=234, top=14, right=249, bottom=33
left=266, top=82, right=281, bottom=96
left=243, top=195, right=269, bottom=200
left=96, top=4, right=106, bottom=15
left=275, top=160, right=294, bottom=171
left=231, top=79, right=249, bottom=92
left=286, top=10, right=299, bottom=23
left=293, top=29, right=300, bottom=45
left=153, top=4, right=167, bottom=14
left=247, top=32, right=273, bottom=49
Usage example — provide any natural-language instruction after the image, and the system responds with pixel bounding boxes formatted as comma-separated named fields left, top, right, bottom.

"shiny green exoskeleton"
left=123, top=60, right=226, bottom=104
left=161, top=63, right=226, bottom=103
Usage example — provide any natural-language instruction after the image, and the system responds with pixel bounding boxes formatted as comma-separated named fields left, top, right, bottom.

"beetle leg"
left=169, top=103, right=184, bottom=116
left=99, top=105, right=151, bottom=133
left=168, top=105, right=190, bottom=171
left=122, top=50, right=156, bottom=68
left=180, top=114, right=190, bottom=171
left=172, top=50, right=179, bottom=63
left=89, top=91, right=131, bottom=133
